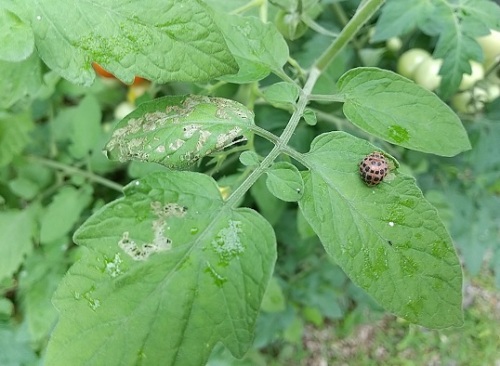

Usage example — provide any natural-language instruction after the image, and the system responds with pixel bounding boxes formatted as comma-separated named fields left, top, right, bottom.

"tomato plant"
left=396, top=48, right=431, bottom=79
left=1, top=0, right=500, bottom=365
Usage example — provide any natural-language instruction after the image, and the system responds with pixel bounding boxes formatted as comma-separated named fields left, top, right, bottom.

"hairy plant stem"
left=225, top=0, right=385, bottom=208
left=29, top=156, right=124, bottom=192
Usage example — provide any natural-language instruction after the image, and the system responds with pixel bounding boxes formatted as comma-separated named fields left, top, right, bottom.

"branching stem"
left=225, top=0, right=385, bottom=207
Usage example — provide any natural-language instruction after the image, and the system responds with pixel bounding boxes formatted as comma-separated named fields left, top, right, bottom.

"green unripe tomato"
left=451, top=87, right=488, bottom=114
left=487, top=83, right=500, bottom=101
left=413, top=58, right=443, bottom=91
left=275, top=9, right=308, bottom=40
left=397, top=48, right=431, bottom=79
left=114, top=101, right=135, bottom=120
left=476, top=30, right=500, bottom=67
left=484, top=56, right=500, bottom=85
left=386, top=37, right=403, bottom=53
left=459, top=61, right=485, bottom=91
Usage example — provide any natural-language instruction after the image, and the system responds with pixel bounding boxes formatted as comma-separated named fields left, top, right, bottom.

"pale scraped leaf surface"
left=299, top=132, right=463, bottom=329
left=31, top=0, right=238, bottom=85
left=45, top=171, right=276, bottom=365
left=105, top=95, right=254, bottom=168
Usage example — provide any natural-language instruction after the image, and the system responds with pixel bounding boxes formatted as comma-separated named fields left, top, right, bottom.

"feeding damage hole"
left=118, top=201, right=187, bottom=261
left=105, top=253, right=123, bottom=278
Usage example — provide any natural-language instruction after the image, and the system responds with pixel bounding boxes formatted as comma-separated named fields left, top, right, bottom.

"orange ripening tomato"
left=132, top=76, right=148, bottom=85
left=92, top=62, right=116, bottom=79
left=92, top=62, right=148, bottom=85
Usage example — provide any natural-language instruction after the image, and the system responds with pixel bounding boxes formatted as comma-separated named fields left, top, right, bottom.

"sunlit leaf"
left=45, top=171, right=276, bottom=365
left=298, top=131, right=463, bottom=328
left=31, top=0, right=238, bottom=85
left=0, top=8, right=34, bottom=61
left=0, top=209, right=36, bottom=282
left=40, top=185, right=93, bottom=244
left=338, top=67, right=471, bottom=156
left=0, top=54, right=41, bottom=109
left=214, top=15, right=289, bottom=83
left=265, top=162, right=304, bottom=202
left=0, top=111, right=34, bottom=167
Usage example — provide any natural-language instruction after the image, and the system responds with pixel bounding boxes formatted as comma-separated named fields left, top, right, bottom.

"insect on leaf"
left=299, top=131, right=463, bottom=329
left=338, top=67, right=471, bottom=157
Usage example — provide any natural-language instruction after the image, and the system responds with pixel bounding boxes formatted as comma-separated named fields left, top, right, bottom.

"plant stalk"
left=315, top=0, right=385, bottom=72
left=225, top=0, right=385, bottom=207
left=29, top=156, right=124, bottom=192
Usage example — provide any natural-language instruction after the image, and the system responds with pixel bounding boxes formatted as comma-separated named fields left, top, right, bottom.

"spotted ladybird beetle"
left=359, top=151, right=389, bottom=186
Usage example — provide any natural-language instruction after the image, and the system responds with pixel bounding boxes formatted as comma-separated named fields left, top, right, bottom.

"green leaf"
left=0, top=8, right=34, bottom=61
left=0, top=298, right=13, bottom=317
left=0, top=111, right=34, bottom=167
left=8, top=177, right=39, bottom=200
left=0, top=325, right=39, bottom=366
left=374, top=0, right=500, bottom=98
left=19, top=248, right=66, bottom=344
left=250, top=176, right=286, bottom=226
left=423, top=1, right=491, bottom=98
left=0, top=54, right=41, bottom=109
left=8, top=160, right=53, bottom=200
left=239, top=151, right=261, bottom=167
left=40, top=185, right=93, bottom=244
left=302, top=306, right=323, bottom=326
left=303, top=108, right=317, bottom=126
left=433, top=25, right=483, bottom=98
left=262, top=82, right=300, bottom=108
left=261, top=277, right=286, bottom=313
left=105, top=95, right=255, bottom=168
left=297, top=209, right=316, bottom=239
left=372, top=0, right=435, bottom=41
left=460, top=0, right=500, bottom=30
left=45, top=171, right=276, bottom=365
left=214, top=14, right=289, bottom=83
left=31, top=0, right=237, bottom=86
left=337, top=67, right=471, bottom=156
left=0, top=209, right=35, bottom=282
left=298, top=132, right=463, bottom=328
left=265, top=162, right=304, bottom=202
left=67, top=95, right=103, bottom=159
left=283, top=317, right=304, bottom=344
